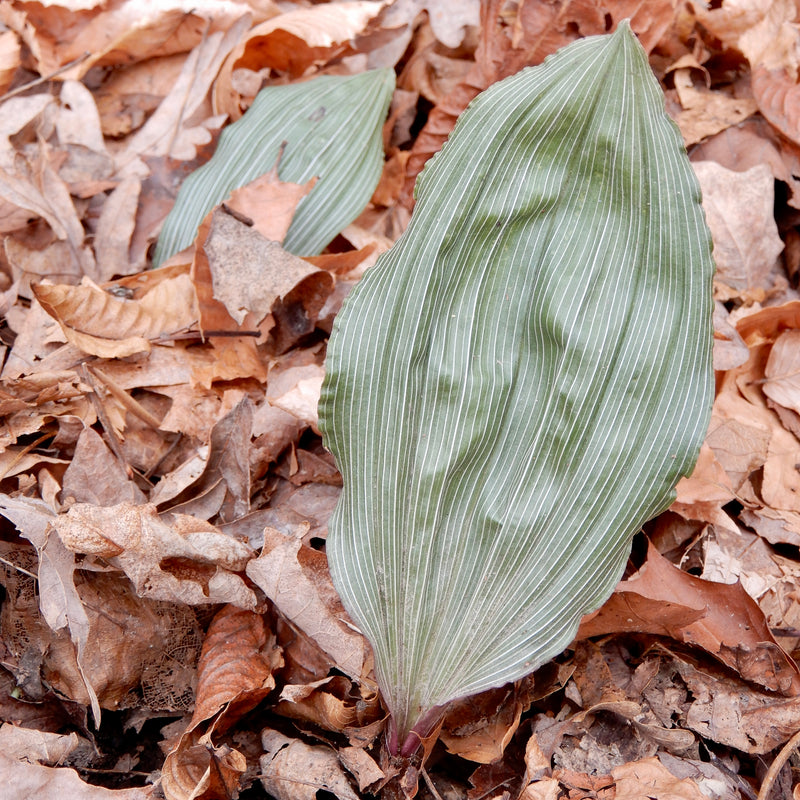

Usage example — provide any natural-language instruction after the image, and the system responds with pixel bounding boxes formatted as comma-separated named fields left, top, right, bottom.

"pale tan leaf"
left=225, top=164, right=316, bottom=244
left=338, top=746, right=385, bottom=792
left=763, top=330, right=800, bottom=416
left=61, top=427, right=146, bottom=506
left=268, top=364, right=324, bottom=431
left=54, top=502, right=256, bottom=608
left=246, top=525, right=369, bottom=680
left=611, top=757, right=705, bottom=800
left=57, top=81, right=107, bottom=154
left=204, top=209, right=332, bottom=326
left=0, top=30, right=21, bottom=95
left=121, top=15, right=250, bottom=166
left=0, top=725, right=86, bottom=766
left=260, top=729, right=359, bottom=800
left=693, top=161, right=783, bottom=294
left=0, top=750, right=154, bottom=799
left=94, top=177, right=142, bottom=279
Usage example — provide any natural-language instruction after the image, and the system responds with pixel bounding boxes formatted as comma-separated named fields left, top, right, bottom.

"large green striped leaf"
left=153, top=69, right=394, bottom=265
left=319, top=22, right=713, bottom=756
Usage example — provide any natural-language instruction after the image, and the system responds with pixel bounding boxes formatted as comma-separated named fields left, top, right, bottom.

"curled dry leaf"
left=162, top=605, right=281, bottom=800
left=33, top=273, right=198, bottom=358
left=0, top=750, right=154, bottom=800
left=578, top=544, right=800, bottom=695
left=215, top=1, right=388, bottom=117
left=54, top=502, right=256, bottom=608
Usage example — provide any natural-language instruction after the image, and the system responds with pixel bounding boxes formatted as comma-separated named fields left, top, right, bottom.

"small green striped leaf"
left=153, top=69, right=395, bottom=265
left=319, top=22, right=714, bottom=755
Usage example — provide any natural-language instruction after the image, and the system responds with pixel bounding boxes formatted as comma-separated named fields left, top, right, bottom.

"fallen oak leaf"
left=578, top=543, right=800, bottom=695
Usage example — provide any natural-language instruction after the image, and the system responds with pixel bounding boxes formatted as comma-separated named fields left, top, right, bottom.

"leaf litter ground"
left=1, top=1, right=800, bottom=798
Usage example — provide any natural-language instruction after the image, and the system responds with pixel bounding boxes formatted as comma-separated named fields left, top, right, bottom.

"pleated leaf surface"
left=153, top=69, right=394, bottom=265
left=319, top=23, right=714, bottom=752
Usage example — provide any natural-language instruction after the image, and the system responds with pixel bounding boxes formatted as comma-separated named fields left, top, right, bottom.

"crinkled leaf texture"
left=319, top=22, right=714, bottom=755
left=153, top=69, right=395, bottom=264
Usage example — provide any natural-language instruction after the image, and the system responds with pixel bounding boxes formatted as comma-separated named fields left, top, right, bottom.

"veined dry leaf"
left=320, top=24, right=713, bottom=752
left=578, top=544, right=800, bottom=694
left=0, top=750, right=154, bottom=800
left=693, top=161, right=782, bottom=295
left=33, top=273, right=198, bottom=358
left=246, top=524, right=370, bottom=680
left=162, top=605, right=280, bottom=800
left=54, top=502, right=256, bottom=608
left=214, top=1, right=388, bottom=116
left=203, top=209, right=333, bottom=327
left=260, top=729, right=359, bottom=800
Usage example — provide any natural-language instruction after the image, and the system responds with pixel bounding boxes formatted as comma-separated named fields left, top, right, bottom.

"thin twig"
left=421, top=766, right=445, bottom=800
left=757, top=727, right=800, bottom=800
left=0, top=53, right=91, bottom=103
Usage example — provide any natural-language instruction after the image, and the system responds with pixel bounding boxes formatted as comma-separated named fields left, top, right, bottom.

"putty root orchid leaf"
left=319, top=22, right=714, bottom=756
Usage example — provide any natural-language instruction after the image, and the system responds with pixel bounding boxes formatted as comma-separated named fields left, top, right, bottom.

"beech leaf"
left=319, top=22, right=714, bottom=754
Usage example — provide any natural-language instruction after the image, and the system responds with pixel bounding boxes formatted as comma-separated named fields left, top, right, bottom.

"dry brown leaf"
left=671, top=651, right=800, bottom=753
left=0, top=29, right=21, bottom=95
left=189, top=214, right=268, bottom=386
left=119, top=16, right=250, bottom=171
left=160, top=398, right=252, bottom=523
left=225, top=162, right=317, bottom=244
left=338, top=746, right=386, bottom=792
left=0, top=494, right=100, bottom=721
left=578, top=543, right=800, bottom=695
left=33, top=273, right=198, bottom=357
left=246, top=524, right=369, bottom=680
left=611, top=757, right=705, bottom=800
left=763, top=329, right=800, bottom=416
left=62, top=427, right=146, bottom=506
left=54, top=502, right=256, bottom=608
left=0, top=750, right=154, bottom=799
left=672, top=69, right=757, bottom=145
left=0, top=1, right=260, bottom=80
left=162, top=605, right=280, bottom=800
left=275, top=674, right=380, bottom=734
left=94, top=177, right=142, bottom=279
left=203, top=209, right=332, bottom=327
left=0, top=724, right=87, bottom=766
left=693, top=161, right=783, bottom=296
left=260, top=728, right=360, bottom=800
left=439, top=685, right=526, bottom=764
left=214, top=1, right=388, bottom=118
